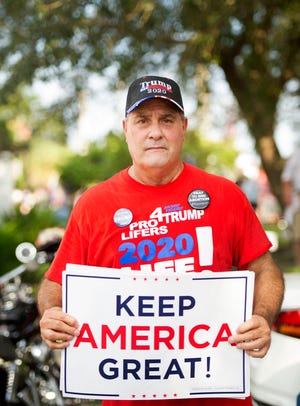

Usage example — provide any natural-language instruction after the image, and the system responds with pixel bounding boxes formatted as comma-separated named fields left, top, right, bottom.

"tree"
left=0, top=0, right=299, bottom=204
left=0, top=85, right=67, bottom=153
left=59, top=133, right=132, bottom=193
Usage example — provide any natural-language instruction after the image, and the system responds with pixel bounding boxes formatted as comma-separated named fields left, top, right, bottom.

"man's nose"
left=148, top=122, right=163, bottom=138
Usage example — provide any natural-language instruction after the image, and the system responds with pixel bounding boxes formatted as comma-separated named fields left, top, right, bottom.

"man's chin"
left=142, top=158, right=168, bottom=169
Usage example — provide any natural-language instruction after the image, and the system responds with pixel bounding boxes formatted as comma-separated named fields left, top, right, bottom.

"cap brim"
left=126, top=95, right=184, bottom=115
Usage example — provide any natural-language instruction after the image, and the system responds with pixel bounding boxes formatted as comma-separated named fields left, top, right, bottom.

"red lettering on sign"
left=102, top=325, right=126, bottom=349
left=212, top=323, right=233, bottom=347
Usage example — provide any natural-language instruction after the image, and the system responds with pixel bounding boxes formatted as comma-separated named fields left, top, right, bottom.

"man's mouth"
left=145, top=145, right=166, bottom=151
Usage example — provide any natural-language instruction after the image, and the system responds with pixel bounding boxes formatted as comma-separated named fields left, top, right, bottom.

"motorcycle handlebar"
left=0, top=264, right=27, bottom=285
left=0, top=242, right=56, bottom=286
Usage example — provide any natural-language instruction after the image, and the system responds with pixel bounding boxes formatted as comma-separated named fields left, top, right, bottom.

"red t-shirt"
left=46, top=163, right=270, bottom=406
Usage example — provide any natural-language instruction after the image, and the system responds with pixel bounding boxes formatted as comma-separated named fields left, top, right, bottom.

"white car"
left=251, top=272, right=300, bottom=406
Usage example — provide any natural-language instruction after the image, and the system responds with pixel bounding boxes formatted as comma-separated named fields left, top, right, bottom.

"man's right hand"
left=39, top=306, right=80, bottom=349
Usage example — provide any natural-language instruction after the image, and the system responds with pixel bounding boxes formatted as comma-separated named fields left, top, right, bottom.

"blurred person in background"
left=281, top=142, right=300, bottom=266
left=237, top=175, right=259, bottom=211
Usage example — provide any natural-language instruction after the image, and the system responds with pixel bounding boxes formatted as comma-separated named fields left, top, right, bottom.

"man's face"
left=123, top=99, right=187, bottom=173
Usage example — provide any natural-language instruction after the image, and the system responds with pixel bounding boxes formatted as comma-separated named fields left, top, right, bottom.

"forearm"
left=37, top=277, right=62, bottom=316
left=249, top=251, right=284, bottom=326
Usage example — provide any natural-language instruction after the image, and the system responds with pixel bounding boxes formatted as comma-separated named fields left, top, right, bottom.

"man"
left=38, top=75, right=284, bottom=406
left=281, top=143, right=300, bottom=266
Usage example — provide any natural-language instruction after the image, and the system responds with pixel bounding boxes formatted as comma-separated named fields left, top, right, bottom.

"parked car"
left=251, top=272, right=300, bottom=406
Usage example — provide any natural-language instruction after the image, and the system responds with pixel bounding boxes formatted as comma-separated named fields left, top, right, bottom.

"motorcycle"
left=0, top=234, right=69, bottom=405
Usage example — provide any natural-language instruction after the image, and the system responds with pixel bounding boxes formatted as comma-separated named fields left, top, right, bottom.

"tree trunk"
left=254, top=133, right=285, bottom=209
left=220, top=53, right=285, bottom=209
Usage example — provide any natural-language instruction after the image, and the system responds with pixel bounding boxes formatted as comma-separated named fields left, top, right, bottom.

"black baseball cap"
left=125, top=75, right=184, bottom=116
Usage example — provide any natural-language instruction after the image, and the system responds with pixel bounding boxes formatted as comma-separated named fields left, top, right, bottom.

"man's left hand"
left=228, top=314, right=271, bottom=358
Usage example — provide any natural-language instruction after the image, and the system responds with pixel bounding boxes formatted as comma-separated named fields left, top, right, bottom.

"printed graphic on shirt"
left=117, top=205, right=213, bottom=273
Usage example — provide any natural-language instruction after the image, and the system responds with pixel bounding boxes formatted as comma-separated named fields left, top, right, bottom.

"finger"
left=231, top=328, right=269, bottom=345
left=42, top=336, right=70, bottom=349
left=40, top=325, right=77, bottom=342
left=246, top=347, right=268, bottom=358
left=232, top=334, right=270, bottom=358
left=229, top=328, right=271, bottom=349
left=230, top=316, right=270, bottom=343
left=42, top=308, right=79, bottom=329
left=235, top=316, right=261, bottom=334
left=39, top=308, right=80, bottom=349
left=40, top=314, right=80, bottom=338
left=53, top=339, right=71, bottom=348
left=41, top=318, right=79, bottom=336
left=40, top=327, right=75, bottom=348
left=235, top=336, right=265, bottom=350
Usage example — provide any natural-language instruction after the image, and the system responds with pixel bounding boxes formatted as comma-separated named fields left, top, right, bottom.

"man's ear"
left=122, top=119, right=128, bottom=143
left=183, top=117, right=188, bottom=131
left=183, top=117, right=188, bottom=140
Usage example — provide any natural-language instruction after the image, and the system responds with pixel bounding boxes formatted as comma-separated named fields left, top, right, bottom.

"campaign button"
left=113, top=208, right=133, bottom=227
left=188, top=189, right=211, bottom=210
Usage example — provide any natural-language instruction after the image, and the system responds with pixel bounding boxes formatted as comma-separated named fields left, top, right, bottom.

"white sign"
left=61, top=265, right=254, bottom=401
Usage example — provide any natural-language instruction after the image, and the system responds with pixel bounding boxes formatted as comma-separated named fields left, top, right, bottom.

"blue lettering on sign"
left=118, top=233, right=194, bottom=265
left=98, top=357, right=204, bottom=380
left=116, top=295, right=195, bottom=317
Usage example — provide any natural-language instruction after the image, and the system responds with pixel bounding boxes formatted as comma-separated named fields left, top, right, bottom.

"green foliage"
left=0, top=85, right=68, bottom=157
left=183, top=130, right=238, bottom=177
left=60, top=132, right=131, bottom=192
left=0, top=206, right=58, bottom=275
left=0, top=119, right=14, bottom=150
left=22, top=137, right=72, bottom=188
